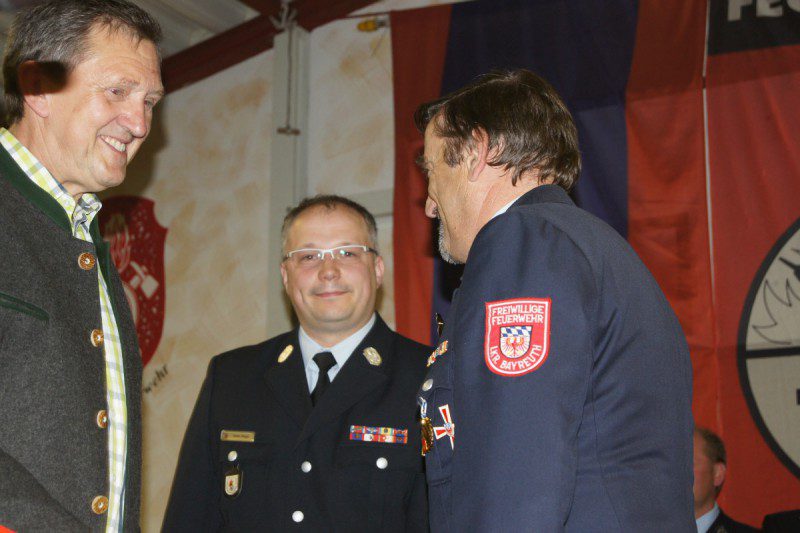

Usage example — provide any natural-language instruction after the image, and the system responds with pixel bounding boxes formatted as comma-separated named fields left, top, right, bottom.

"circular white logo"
left=738, top=217, right=800, bottom=480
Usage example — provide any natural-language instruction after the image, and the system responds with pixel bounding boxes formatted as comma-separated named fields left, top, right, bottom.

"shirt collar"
left=492, top=196, right=523, bottom=219
left=0, top=127, right=102, bottom=237
left=696, top=503, right=720, bottom=533
left=299, top=313, right=377, bottom=372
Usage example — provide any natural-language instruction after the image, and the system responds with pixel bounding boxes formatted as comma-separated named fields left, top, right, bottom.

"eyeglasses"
left=283, top=245, right=378, bottom=267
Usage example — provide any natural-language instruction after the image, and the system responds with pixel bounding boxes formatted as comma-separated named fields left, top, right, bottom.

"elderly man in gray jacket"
left=0, top=1, right=164, bottom=530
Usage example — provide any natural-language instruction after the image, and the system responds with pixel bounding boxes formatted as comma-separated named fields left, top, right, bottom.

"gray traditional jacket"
left=0, top=145, right=142, bottom=531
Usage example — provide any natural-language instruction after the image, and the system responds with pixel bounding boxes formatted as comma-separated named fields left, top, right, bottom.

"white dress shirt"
left=298, top=314, right=376, bottom=392
left=696, top=503, right=720, bottom=533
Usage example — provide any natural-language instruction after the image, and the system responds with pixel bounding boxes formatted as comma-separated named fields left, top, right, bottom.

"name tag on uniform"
left=220, top=429, right=256, bottom=442
left=350, top=425, right=408, bottom=444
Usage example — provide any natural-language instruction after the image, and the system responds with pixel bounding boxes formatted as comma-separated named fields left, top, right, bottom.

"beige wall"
left=118, top=0, right=463, bottom=530
left=111, top=49, right=276, bottom=530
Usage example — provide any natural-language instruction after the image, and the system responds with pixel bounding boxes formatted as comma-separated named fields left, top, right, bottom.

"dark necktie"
left=311, top=351, right=336, bottom=406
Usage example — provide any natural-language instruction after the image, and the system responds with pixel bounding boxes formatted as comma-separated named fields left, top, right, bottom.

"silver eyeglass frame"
left=283, top=245, right=378, bottom=263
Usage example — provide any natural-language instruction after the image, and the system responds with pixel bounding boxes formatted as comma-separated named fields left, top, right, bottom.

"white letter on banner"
left=728, top=0, right=754, bottom=21
left=757, top=0, right=783, bottom=17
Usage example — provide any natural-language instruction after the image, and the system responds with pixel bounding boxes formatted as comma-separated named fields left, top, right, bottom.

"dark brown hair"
left=415, top=69, right=580, bottom=190
left=3, top=0, right=162, bottom=125
left=695, top=426, right=727, bottom=465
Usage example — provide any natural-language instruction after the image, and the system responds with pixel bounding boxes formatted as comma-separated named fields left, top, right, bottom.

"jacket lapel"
left=264, top=332, right=312, bottom=429
left=294, top=317, right=393, bottom=447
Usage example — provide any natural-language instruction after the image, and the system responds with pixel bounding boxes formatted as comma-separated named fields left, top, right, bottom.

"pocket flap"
left=0, top=292, right=48, bottom=321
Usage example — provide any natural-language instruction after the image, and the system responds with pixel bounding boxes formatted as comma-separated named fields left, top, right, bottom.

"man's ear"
left=17, top=61, right=54, bottom=119
left=466, top=128, right=489, bottom=183
left=280, top=262, right=289, bottom=289
left=374, top=255, right=385, bottom=287
left=712, top=461, right=727, bottom=490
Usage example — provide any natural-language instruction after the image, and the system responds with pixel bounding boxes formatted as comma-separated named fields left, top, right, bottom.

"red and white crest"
left=100, top=196, right=167, bottom=367
left=485, top=298, right=551, bottom=376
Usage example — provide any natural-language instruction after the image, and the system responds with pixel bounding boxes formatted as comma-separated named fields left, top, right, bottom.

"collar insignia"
left=363, top=347, right=382, bottom=366
left=277, top=345, right=293, bottom=363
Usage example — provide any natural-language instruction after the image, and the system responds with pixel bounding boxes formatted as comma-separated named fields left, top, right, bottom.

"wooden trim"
left=162, top=0, right=377, bottom=93
left=162, top=15, right=277, bottom=92
left=294, top=0, right=377, bottom=30
left=238, top=0, right=278, bottom=14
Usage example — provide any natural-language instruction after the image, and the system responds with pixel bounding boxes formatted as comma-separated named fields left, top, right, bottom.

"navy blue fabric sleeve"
left=449, top=210, right=597, bottom=531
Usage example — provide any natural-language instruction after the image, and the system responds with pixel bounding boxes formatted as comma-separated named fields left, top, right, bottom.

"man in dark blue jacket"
left=414, top=69, right=694, bottom=531
left=163, top=196, right=429, bottom=531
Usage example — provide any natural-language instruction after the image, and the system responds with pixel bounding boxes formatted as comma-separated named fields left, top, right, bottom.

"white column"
left=267, top=25, right=310, bottom=337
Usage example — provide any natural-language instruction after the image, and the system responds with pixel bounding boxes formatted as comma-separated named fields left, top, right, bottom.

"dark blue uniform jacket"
left=419, top=185, right=694, bottom=532
left=163, top=315, right=430, bottom=532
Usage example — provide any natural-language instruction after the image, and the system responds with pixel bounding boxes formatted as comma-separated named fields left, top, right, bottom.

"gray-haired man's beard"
left=437, top=221, right=462, bottom=265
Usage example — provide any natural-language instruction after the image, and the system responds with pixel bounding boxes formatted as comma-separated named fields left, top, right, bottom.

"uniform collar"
left=491, top=197, right=519, bottom=219
left=298, top=313, right=377, bottom=373
left=510, top=183, right=574, bottom=209
left=490, top=183, right=574, bottom=220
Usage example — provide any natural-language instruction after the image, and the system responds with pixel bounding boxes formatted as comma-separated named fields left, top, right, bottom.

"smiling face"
left=421, top=120, right=483, bottom=264
left=280, top=205, right=385, bottom=346
left=35, top=24, right=163, bottom=198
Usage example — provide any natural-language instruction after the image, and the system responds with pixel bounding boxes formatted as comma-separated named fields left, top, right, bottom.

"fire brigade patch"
left=224, top=466, right=242, bottom=498
left=485, top=298, right=551, bottom=376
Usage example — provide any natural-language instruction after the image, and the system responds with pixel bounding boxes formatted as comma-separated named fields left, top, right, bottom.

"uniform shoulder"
left=211, top=332, right=295, bottom=374
left=507, top=197, right=621, bottom=243
left=478, top=195, right=634, bottom=273
left=471, top=200, right=598, bottom=274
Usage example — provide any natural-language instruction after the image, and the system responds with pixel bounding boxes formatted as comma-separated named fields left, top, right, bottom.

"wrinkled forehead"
left=74, top=21, right=159, bottom=66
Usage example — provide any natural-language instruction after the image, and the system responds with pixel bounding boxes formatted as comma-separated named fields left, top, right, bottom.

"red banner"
left=390, top=5, right=451, bottom=346
left=100, top=196, right=167, bottom=367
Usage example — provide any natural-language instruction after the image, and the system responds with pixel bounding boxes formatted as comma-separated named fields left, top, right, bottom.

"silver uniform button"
left=227, top=450, right=238, bottom=462
left=422, top=379, right=433, bottom=391
left=301, top=461, right=312, bottom=473
left=376, top=457, right=388, bottom=469
left=292, top=510, right=304, bottom=523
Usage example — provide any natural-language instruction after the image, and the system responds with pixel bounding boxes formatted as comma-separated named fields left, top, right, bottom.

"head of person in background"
left=694, top=427, right=727, bottom=518
left=694, top=427, right=759, bottom=532
left=414, top=69, right=580, bottom=264
left=3, top=0, right=164, bottom=200
left=280, top=195, right=385, bottom=347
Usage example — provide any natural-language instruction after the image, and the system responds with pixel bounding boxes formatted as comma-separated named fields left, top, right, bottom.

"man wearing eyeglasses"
left=163, top=195, right=430, bottom=531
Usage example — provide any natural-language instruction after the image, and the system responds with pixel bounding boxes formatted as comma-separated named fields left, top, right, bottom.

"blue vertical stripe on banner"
left=431, top=0, right=639, bottom=339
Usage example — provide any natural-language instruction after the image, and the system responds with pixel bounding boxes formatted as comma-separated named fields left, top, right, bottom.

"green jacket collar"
left=0, top=143, right=109, bottom=275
